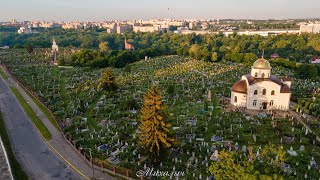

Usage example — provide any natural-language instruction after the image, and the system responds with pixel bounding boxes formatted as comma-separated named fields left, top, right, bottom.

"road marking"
left=32, top=115, right=90, bottom=180
left=0, top=69, right=90, bottom=180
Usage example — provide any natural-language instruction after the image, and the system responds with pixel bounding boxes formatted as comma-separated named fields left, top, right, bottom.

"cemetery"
left=1, top=50, right=320, bottom=179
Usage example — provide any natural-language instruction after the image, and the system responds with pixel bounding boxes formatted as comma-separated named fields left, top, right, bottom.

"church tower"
left=250, top=57, right=272, bottom=78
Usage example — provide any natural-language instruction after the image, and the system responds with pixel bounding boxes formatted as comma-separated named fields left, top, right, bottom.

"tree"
left=208, top=150, right=256, bottom=180
left=189, top=44, right=201, bottom=60
left=58, top=57, right=66, bottom=66
left=211, top=52, right=218, bottom=62
left=138, top=85, right=174, bottom=162
left=99, top=42, right=109, bottom=53
left=25, top=43, right=33, bottom=53
left=166, top=84, right=175, bottom=96
left=297, top=64, right=318, bottom=79
left=100, top=68, right=116, bottom=91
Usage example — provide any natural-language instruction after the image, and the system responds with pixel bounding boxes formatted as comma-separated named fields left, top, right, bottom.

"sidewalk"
left=1, top=66, right=116, bottom=180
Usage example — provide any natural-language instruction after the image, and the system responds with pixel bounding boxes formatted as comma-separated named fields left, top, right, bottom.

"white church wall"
left=247, top=81, right=286, bottom=110
left=231, top=92, right=247, bottom=107
left=250, top=68, right=271, bottom=78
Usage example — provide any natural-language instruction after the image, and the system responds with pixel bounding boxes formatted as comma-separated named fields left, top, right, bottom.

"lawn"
left=10, top=87, right=52, bottom=141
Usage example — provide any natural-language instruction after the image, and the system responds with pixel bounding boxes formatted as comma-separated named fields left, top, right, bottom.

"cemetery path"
left=1, top=66, right=117, bottom=180
left=289, top=102, right=320, bottom=143
left=0, top=73, right=82, bottom=180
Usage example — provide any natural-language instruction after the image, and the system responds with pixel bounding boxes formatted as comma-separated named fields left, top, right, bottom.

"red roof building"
left=311, top=56, right=320, bottom=64
left=270, top=53, right=280, bottom=59
left=124, top=38, right=134, bottom=50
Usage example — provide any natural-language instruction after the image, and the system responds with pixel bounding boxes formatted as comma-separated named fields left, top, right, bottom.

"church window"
left=262, top=89, right=266, bottom=95
left=253, top=100, right=257, bottom=106
left=234, top=96, right=237, bottom=103
left=271, top=90, right=275, bottom=95
left=254, top=90, right=258, bottom=95
left=261, top=73, right=265, bottom=78
left=254, top=72, right=258, bottom=77
left=270, top=100, right=274, bottom=106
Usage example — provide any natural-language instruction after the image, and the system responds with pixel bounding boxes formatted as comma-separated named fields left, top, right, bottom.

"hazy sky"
left=1, top=0, right=320, bottom=21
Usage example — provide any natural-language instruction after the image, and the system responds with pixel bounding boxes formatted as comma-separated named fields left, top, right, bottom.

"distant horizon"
left=2, top=17, right=320, bottom=23
left=2, top=0, right=320, bottom=22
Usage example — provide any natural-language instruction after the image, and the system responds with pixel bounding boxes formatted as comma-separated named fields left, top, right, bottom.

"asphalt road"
left=0, top=75, right=82, bottom=180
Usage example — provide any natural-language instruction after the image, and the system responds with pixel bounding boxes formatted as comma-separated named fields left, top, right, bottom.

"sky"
left=1, top=0, right=320, bottom=21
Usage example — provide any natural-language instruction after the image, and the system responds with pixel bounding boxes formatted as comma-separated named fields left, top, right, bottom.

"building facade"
left=230, top=58, right=292, bottom=111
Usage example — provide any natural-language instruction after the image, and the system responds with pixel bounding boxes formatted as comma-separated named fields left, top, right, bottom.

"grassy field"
left=0, top=111, right=28, bottom=179
left=10, top=87, right=52, bottom=141
left=0, top=68, right=8, bottom=80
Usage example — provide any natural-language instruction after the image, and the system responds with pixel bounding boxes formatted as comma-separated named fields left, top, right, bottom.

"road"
left=0, top=74, right=82, bottom=180
left=1, top=66, right=117, bottom=180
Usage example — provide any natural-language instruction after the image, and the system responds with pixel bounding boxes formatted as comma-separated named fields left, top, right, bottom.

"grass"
left=24, top=89, right=60, bottom=130
left=0, top=68, right=8, bottom=80
left=0, top=111, right=29, bottom=179
left=10, top=87, right=52, bottom=141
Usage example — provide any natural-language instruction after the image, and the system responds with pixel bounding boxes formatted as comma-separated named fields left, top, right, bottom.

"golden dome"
left=231, top=80, right=247, bottom=94
left=252, top=58, right=271, bottom=69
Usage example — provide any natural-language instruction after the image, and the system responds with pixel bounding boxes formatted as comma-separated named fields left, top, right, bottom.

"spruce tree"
left=100, top=68, right=116, bottom=91
left=138, top=85, right=174, bottom=161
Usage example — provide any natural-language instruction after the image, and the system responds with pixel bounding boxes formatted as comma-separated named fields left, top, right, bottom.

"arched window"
left=253, top=100, right=257, bottom=106
left=254, top=90, right=258, bottom=95
left=271, top=90, right=275, bottom=95
left=268, top=73, right=270, bottom=77
left=262, top=89, right=266, bottom=95
left=261, top=73, right=265, bottom=78
left=234, top=96, right=237, bottom=103
left=254, top=72, right=258, bottom=78
left=270, top=100, right=274, bottom=106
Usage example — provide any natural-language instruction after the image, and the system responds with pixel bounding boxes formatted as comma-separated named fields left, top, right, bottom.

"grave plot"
left=4, top=54, right=320, bottom=179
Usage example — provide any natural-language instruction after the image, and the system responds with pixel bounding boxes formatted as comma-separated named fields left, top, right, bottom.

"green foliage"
left=296, top=64, right=318, bottom=79
left=209, top=145, right=286, bottom=180
left=99, top=42, right=109, bottom=53
left=10, top=87, right=52, bottom=140
left=100, top=68, right=116, bottom=91
left=270, top=58, right=297, bottom=69
left=25, top=43, right=33, bottom=53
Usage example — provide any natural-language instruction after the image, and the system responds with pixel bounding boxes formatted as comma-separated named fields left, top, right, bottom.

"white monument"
left=51, top=38, right=59, bottom=65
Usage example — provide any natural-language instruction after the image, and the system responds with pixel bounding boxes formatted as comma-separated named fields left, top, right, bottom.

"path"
left=0, top=71, right=82, bottom=180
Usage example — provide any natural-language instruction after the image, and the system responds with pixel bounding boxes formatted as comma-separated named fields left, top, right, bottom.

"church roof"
left=280, top=84, right=291, bottom=93
left=252, top=58, right=271, bottom=69
left=231, top=80, right=247, bottom=94
left=244, top=74, right=282, bottom=85
left=282, top=77, right=292, bottom=81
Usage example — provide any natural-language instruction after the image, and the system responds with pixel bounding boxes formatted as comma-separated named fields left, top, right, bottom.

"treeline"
left=69, top=46, right=171, bottom=68
left=1, top=27, right=320, bottom=63
left=269, top=58, right=320, bottom=79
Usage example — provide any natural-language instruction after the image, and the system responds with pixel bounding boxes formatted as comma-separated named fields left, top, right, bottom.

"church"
left=230, top=57, right=292, bottom=111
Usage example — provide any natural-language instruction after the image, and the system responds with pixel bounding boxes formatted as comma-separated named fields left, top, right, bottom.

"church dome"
left=252, top=58, right=271, bottom=69
left=231, top=80, right=247, bottom=94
